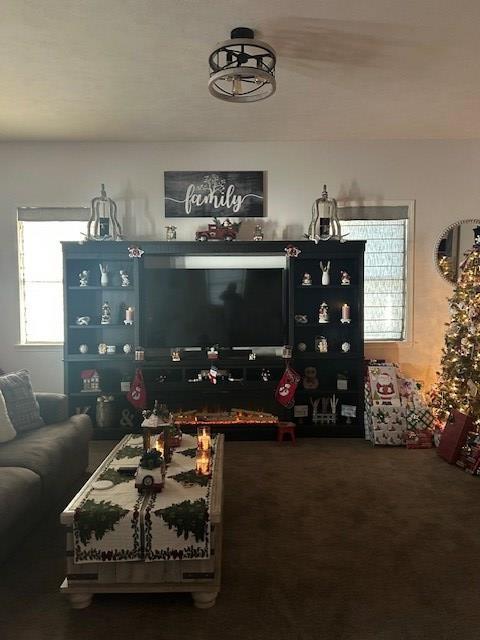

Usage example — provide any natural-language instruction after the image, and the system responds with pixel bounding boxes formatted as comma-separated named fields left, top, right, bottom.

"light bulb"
left=232, top=76, right=242, bottom=95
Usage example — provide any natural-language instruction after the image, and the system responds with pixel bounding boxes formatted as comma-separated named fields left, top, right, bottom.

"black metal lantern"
left=208, top=27, right=276, bottom=103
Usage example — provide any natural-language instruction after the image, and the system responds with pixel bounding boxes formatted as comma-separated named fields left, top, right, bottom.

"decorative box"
left=406, top=407, right=435, bottom=432
left=406, top=429, right=433, bottom=449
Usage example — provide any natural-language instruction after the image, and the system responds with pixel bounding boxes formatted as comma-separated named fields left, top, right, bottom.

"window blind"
left=340, top=219, right=407, bottom=341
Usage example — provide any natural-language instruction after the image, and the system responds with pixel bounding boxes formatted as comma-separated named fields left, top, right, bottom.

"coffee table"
left=60, top=434, right=224, bottom=609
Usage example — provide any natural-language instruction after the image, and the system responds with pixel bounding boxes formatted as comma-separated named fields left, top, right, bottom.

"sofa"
left=0, top=393, right=92, bottom=563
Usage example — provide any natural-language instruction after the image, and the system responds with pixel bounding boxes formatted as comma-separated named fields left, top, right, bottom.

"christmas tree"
left=431, top=227, right=480, bottom=428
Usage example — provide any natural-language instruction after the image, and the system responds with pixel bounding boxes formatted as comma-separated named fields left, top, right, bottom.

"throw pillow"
left=0, top=389, right=16, bottom=443
left=0, top=370, right=44, bottom=434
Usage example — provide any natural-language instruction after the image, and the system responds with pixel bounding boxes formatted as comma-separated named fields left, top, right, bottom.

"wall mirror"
left=435, top=219, right=480, bottom=283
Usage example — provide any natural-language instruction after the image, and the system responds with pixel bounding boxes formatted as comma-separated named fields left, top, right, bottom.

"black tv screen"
left=142, top=268, right=284, bottom=348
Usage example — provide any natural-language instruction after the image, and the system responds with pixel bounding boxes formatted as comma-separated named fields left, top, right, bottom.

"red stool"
left=277, top=421, right=296, bottom=445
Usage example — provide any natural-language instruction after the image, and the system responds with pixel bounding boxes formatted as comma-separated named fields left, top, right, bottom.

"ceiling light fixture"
left=208, top=27, right=276, bottom=103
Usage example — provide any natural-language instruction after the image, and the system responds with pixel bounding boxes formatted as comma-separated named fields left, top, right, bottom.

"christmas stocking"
left=275, top=365, right=301, bottom=408
left=127, top=368, right=147, bottom=409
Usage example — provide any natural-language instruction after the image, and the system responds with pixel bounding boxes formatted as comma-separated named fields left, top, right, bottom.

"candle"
left=197, top=426, right=212, bottom=451
left=196, top=451, right=211, bottom=476
left=125, top=307, right=134, bottom=324
left=341, top=304, right=350, bottom=323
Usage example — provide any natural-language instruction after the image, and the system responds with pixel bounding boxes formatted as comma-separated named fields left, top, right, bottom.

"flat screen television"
left=142, top=268, right=285, bottom=348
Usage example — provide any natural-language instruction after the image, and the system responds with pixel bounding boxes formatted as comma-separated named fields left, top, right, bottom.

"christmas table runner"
left=72, top=434, right=216, bottom=564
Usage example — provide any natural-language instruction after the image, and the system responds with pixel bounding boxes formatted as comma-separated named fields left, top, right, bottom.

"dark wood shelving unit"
left=63, top=240, right=365, bottom=439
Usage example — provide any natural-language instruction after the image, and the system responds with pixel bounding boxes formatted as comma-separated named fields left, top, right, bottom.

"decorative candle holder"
left=341, top=303, right=351, bottom=324
left=197, top=426, right=212, bottom=452
left=196, top=450, right=212, bottom=477
left=124, top=306, right=134, bottom=325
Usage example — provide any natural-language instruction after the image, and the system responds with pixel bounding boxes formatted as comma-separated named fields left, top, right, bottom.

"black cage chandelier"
left=208, top=27, right=276, bottom=103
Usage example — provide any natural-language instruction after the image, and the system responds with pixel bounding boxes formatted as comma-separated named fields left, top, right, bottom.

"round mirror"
left=435, top=219, right=480, bottom=283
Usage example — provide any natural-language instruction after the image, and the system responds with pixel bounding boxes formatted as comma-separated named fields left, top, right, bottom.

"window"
left=17, top=208, right=89, bottom=344
left=339, top=202, right=414, bottom=342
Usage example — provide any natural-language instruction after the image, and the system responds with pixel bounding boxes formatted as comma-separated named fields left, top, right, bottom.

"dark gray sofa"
left=0, top=393, right=92, bottom=562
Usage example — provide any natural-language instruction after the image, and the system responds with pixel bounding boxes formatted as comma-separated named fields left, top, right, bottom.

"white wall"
left=0, top=140, right=476, bottom=392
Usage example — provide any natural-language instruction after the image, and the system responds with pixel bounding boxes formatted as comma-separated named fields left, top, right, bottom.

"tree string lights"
left=430, top=228, right=480, bottom=428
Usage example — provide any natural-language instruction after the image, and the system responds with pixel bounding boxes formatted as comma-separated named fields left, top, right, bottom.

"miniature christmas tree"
left=431, top=227, right=480, bottom=427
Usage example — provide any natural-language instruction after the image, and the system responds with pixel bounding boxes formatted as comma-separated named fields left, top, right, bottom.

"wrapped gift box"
left=406, top=429, right=433, bottom=449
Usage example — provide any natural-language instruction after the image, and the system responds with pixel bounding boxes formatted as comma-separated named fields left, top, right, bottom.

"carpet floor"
left=1, top=438, right=480, bottom=640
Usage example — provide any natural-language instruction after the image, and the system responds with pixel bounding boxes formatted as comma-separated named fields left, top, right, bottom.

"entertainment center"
left=63, top=240, right=365, bottom=439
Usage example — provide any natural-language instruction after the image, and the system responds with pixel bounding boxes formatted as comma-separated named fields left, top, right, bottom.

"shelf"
left=68, top=324, right=134, bottom=329
left=69, top=392, right=128, bottom=398
left=65, top=354, right=134, bottom=362
left=295, top=285, right=358, bottom=290
left=294, top=353, right=361, bottom=359
left=296, top=388, right=358, bottom=394
left=295, top=323, right=353, bottom=328
left=68, top=286, right=134, bottom=291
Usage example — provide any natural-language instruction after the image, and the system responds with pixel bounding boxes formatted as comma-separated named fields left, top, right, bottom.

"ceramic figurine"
left=101, top=302, right=112, bottom=325
left=171, top=349, right=181, bottom=362
left=79, top=344, right=88, bottom=354
left=165, top=225, right=177, bottom=241
left=248, top=352, right=256, bottom=360
left=301, top=273, right=313, bottom=286
left=123, top=343, right=133, bottom=354
left=341, top=341, right=351, bottom=353
left=318, top=302, right=329, bottom=323
left=76, top=316, right=90, bottom=326
left=253, top=225, right=264, bottom=241
left=316, top=336, right=328, bottom=353
left=99, top=263, right=109, bottom=287
left=98, top=343, right=108, bottom=355
left=78, top=270, right=89, bottom=287
left=119, top=270, right=130, bottom=287
left=340, top=271, right=351, bottom=286
left=320, top=261, right=330, bottom=285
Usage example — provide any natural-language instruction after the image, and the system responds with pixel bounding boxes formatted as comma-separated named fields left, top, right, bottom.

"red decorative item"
left=275, top=365, right=301, bottom=408
left=406, top=429, right=433, bottom=449
left=437, top=410, right=473, bottom=464
left=127, top=368, right=147, bottom=409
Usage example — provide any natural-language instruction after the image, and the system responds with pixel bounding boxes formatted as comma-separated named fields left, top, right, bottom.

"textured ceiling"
left=1, top=0, right=480, bottom=140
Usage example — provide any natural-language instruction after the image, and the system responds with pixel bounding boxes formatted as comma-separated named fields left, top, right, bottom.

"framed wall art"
left=164, top=171, right=264, bottom=218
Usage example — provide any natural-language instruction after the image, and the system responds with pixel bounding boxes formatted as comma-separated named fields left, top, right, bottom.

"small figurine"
left=303, top=366, right=319, bottom=390
left=320, top=261, right=330, bottom=285
left=341, top=341, right=351, bottom=353
left=261, top=368, right=271, bottom=382
left=123, top=343, right=133, bottom=354
left=76, top=316, right=90, bottom=326
left=101, top=302, right=112, bottom=325
left=78, top=270, right=89, bottom=287
left=119, top=270, right=130, bottom=287
left=195, top=218, right=241, bottom=241
left=316, top=336, right=328, bottom=353
left=294, top=314, right=308, bottom=324
left=207, top=345, right=219, bottom=360
left=79, top=344, right=88, bottom=354
left=165, top=225, right=177, bottom=241
left=341, top=304, right=351, bottom=324
left=253, top=225, right=264, bottom=241
left=99, top=263, right=109, bottom=287
left=248, top=352, right=257, bottom=360
left=98, top=343, right=108, bottom=355
left=302, top=273, right=313, bottom=286
left=340, top=271, right=351, bottom=286
left=171, top=349, right=181, bottom=362
left=318, top=302, right=329, bottom=323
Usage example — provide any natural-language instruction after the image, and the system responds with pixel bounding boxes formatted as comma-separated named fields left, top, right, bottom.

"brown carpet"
left=1, top=439, right=480, bottom=640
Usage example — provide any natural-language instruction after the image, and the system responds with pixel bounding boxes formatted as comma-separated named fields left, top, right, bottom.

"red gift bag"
left=275, top=365, right=301, bottom=408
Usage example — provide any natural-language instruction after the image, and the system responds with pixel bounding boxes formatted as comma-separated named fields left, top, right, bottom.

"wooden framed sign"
left=164, top=171, right=264, bottom=218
